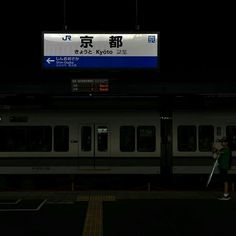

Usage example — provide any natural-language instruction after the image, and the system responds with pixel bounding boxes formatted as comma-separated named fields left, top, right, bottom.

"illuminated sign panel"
left=71, top=79, right=109, bottom=93
left=43, top=33, right=159, bottom=69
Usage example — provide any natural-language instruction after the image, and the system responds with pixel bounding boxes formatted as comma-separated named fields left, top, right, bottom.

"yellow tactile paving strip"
left=80, top=194, right=115, bottom=236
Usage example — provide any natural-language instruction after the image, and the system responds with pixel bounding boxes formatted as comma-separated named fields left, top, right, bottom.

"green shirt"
left=218, top=147, right=231, bottom=170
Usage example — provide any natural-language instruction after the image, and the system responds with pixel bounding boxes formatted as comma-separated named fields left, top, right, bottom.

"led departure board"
left=71, top=79, right=109, bottom=93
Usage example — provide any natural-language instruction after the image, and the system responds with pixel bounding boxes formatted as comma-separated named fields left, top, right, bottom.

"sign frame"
left=42, top=31, right=160, bottom=71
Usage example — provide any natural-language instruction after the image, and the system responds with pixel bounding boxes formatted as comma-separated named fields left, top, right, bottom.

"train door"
left=160, top=112, right=173, bottom=182
left=79, top=124, right=110, bottom=167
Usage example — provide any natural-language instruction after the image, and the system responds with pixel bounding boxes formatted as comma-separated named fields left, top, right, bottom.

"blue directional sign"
left=43, top=33, right=159, bottom=69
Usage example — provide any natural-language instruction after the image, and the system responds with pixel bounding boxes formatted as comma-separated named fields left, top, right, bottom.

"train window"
left=28, top=126, right=52, bottom=151
left=0, top=126, right=52, bottom=152
left=120, top=126, right=135, bottom=152
left=216, top=127, right=221, bottom=136
left=177, top=126, right=196, bottom=152
left=54, top=126, right=69, bottom=152
left=226, top=126, right=236, bottom=151
left=81, top=126, right=92, bottom=151
left=0, top=127, right=11, bottom=151
left=198, top=126, right=214, bottom=152
left=97, top=126, right=108, bottom=151
left=137, top=126, right=156, bottom=152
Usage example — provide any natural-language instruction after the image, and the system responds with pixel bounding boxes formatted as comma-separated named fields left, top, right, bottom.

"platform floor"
left=0, top=190, right=235, bottom=236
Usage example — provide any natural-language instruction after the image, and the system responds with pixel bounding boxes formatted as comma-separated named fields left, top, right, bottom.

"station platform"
left=0, top=189, right=235, bottom=200
left=0, top=190, right=235, bottom=236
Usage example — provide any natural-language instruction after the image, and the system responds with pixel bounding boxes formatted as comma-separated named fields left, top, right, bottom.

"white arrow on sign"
left=46, top=58, right=55, bottom=64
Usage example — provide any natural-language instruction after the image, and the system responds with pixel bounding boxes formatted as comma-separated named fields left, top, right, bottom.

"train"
left=0, top=108, right=235, bottom=176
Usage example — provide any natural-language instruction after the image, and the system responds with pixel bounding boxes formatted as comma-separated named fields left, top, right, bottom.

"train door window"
left=54, top=126, right=69, bottom=152
left=226, top=126, right=236, bottom=151
left=198, top=126, right=214, bottom=151
left=81, top=126, right=92, bottom=151
left=97, top=126, right=108, bottom=151
left=177, top=126, right=196, bottom=151
left=137, top=126, right=156, bottom=152
left=120, top=126, right=135, bottom=152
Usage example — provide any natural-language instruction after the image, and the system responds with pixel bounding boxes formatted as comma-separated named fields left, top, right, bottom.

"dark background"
left=0, top=0, right=235, bottom=85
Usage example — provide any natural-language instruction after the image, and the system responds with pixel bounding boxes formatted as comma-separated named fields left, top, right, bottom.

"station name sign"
left=43, top=33, right=159, bottom=69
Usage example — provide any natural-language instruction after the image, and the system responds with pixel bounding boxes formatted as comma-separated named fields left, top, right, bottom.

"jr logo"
left=62, top=35, right=72, bottom=41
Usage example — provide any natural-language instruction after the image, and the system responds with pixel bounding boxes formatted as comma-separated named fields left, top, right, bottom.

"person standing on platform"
left=212, top=138, right=223, bottom=159
left=217, top=137, right=232, bottom=200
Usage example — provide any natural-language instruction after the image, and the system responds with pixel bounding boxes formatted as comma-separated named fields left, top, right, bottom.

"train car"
left=0, top=108, right=235, bottom=177
left=172, top=109, right=236, bottom=175
left=0, top=110, right=161, bottom=174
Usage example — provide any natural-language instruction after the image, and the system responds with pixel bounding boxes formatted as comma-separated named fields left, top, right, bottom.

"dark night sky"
left=0, top=0, right=235, bottom=83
